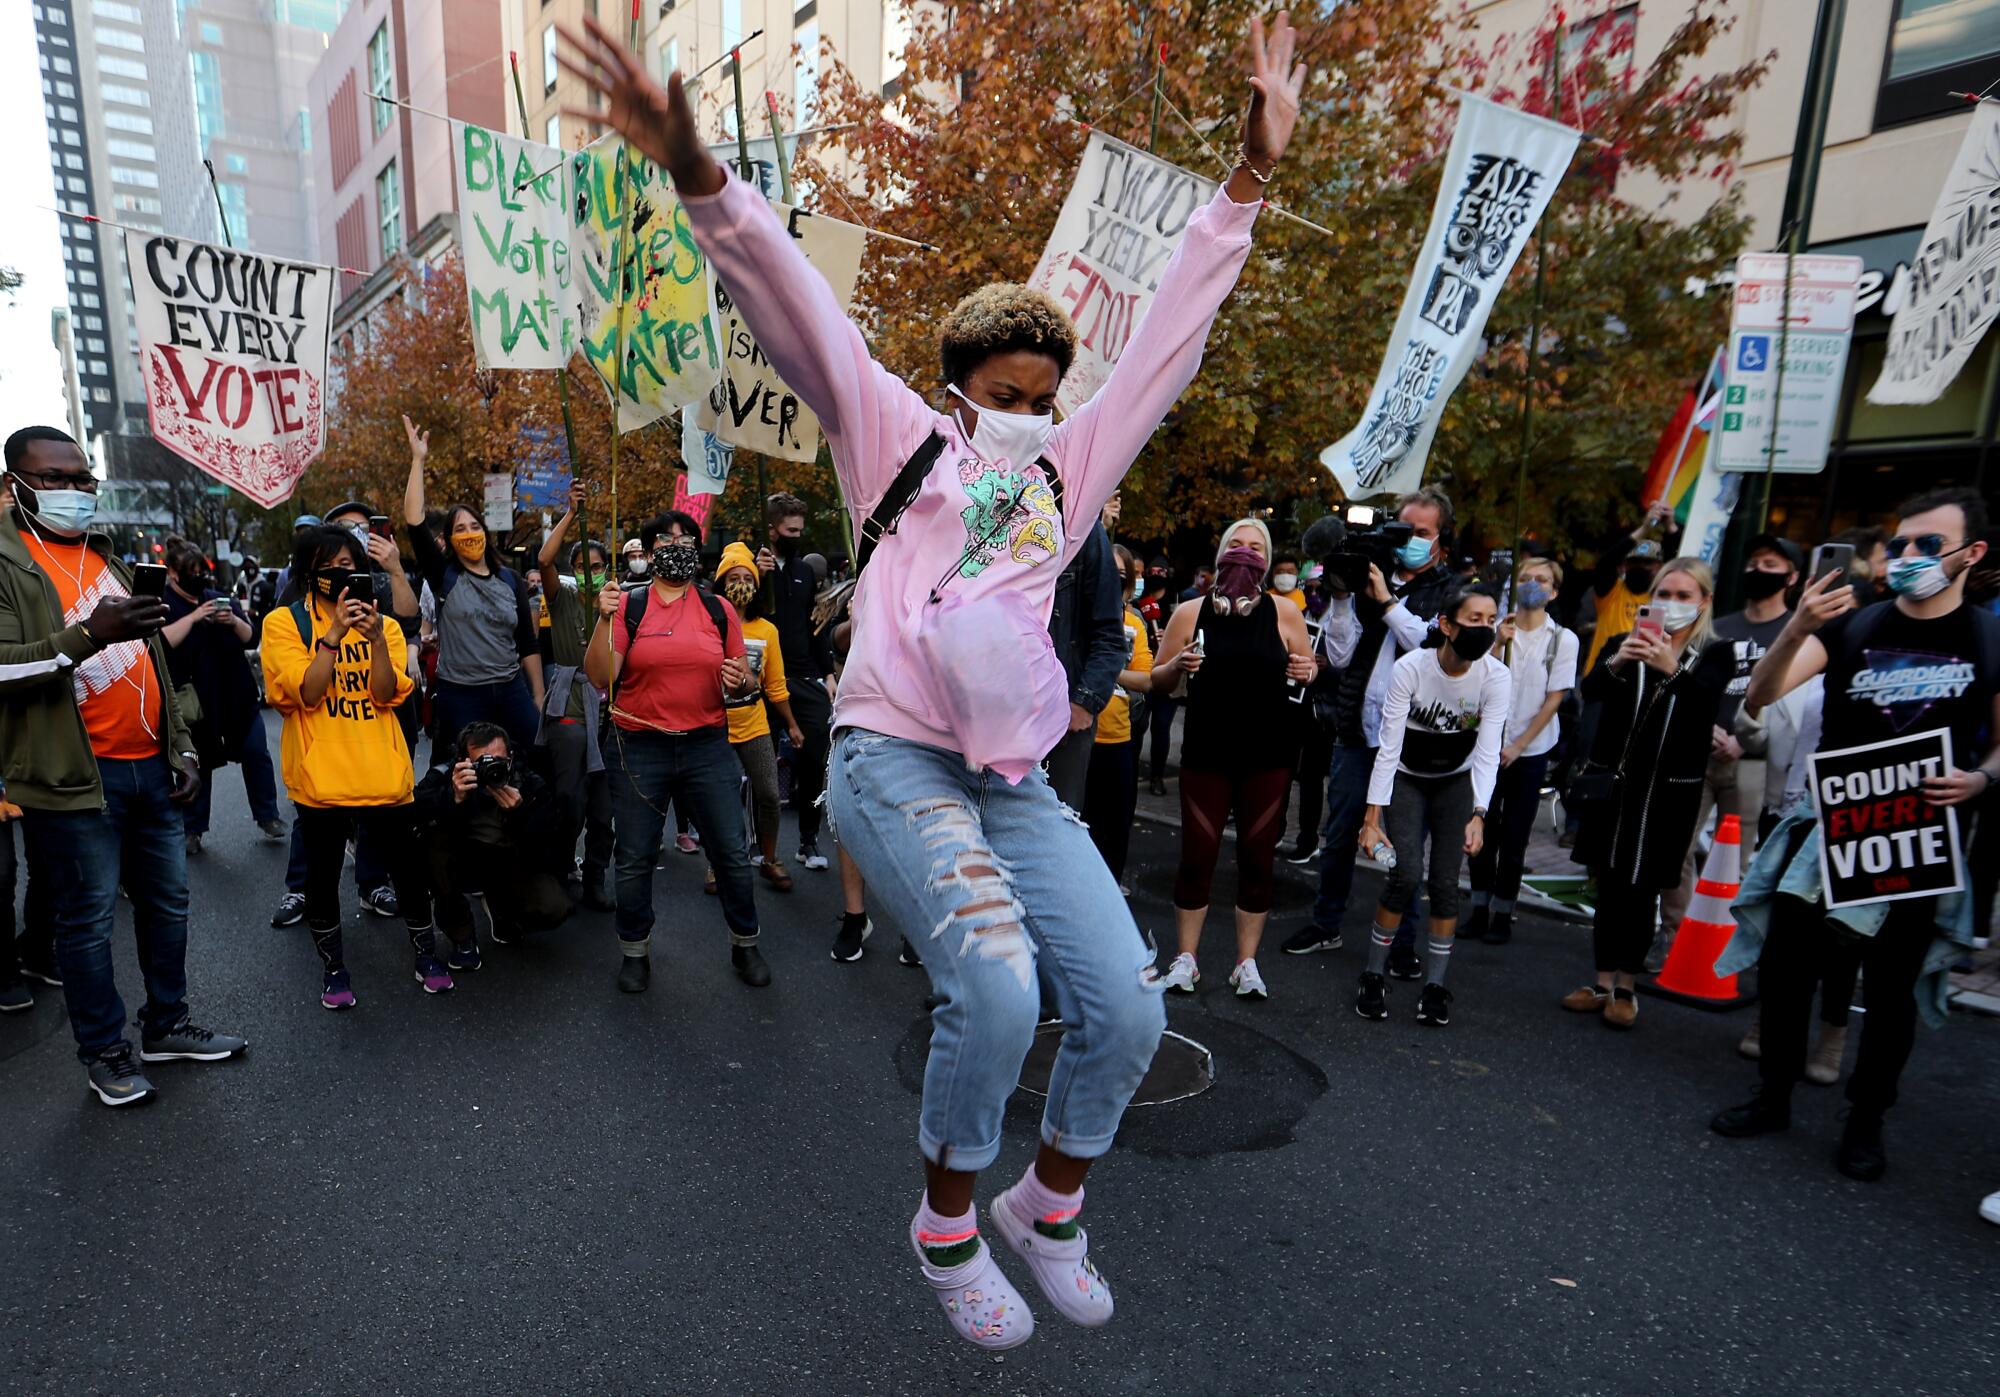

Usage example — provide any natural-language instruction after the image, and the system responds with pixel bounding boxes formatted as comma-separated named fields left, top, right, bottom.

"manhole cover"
left=1017, top=1025, right=1214, bottom=1105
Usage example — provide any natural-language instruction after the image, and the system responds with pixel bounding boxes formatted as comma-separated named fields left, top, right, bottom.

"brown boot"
left=1561, top=984, right=1610, bottom=1013
left=1603, top=988, right=1638, bottom=1029
left=1804, top=1023, right=1848, bottom=1085
left=1737, top=1013, right=1763, bottom=1060
left=759, top=859, right=794, bottom=893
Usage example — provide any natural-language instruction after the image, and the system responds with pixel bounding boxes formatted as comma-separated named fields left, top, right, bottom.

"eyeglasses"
left=9, top=470, right=98, bottom=493
left=1884, top=533, right=1970, bottom=560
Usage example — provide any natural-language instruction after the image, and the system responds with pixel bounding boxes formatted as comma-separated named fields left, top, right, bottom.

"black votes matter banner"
left=1809, top=730, right=1967, bottom=910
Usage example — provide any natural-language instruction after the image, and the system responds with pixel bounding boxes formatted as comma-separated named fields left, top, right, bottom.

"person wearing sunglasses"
left=1712, top=489, right=2000, bottom=1183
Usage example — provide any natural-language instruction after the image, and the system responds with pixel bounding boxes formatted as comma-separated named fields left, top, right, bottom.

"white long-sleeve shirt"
left=1366, top=647, right=1514, bottom=808
left=1317, top=595, right=1430, bottom=747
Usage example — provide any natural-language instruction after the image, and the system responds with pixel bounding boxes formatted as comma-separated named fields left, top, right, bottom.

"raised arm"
left=555, top=16, right=933, bottom=509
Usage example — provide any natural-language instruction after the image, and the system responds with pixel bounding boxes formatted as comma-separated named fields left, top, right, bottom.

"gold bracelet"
left=1234, top=143, right=1275, bottom=184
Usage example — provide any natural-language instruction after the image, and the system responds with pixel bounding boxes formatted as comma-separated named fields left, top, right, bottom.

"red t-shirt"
left=609, top=587, right=745, bottom=733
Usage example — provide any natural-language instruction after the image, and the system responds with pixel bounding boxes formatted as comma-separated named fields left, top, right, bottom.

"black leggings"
left=1590, top=872, right=1660, bottom=975
left=1174, top=765, right=1291, bottom=914
left=295, top=804, right=436, bottom=969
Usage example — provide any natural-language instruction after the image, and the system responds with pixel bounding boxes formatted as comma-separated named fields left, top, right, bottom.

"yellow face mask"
left=451, top=531, right=487, bottom=565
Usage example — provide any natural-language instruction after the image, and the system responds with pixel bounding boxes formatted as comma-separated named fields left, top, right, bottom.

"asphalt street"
left=2, top=715, right=1996, bottom=1395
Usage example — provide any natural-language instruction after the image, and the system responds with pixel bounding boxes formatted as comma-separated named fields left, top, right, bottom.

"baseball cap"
left=1629, top=540, right=1663, bottom=562
left=1746, top=532, right=1804, bottom=572
left=325, top=500, right=376, bottom=524
left=292, top=513, right=322, bottom=530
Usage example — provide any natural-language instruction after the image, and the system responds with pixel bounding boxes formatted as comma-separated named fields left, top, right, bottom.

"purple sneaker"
left=414, top=956, right=454, bottom=995
left=991, top=1182, right=1115, bottom=1327
left=908, top=1208, right=1034, bottom=1350
left=320, top=969, right=356, bottom=1011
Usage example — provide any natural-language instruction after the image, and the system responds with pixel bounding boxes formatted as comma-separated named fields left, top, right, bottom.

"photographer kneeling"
left=415, top=721, right=570, bottom=964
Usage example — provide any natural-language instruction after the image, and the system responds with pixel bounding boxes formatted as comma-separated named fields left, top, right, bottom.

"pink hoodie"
left=682, top=167, right=1260, bottom=768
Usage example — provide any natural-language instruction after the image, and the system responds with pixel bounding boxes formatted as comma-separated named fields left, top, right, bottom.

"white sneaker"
left=1982, top=1189, right=2000, bottom=1226
left=1161, top=952, right=1199, bottom=994
left=799, top=845, right=830, bottom=872
left=1230, top=958, right=1269, bottom=999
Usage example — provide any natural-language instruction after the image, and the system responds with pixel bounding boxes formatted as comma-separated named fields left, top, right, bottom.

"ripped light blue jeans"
left=828, top=728, right=1167, bottom=1172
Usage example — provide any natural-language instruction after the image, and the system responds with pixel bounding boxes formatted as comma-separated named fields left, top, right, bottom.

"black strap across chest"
left=854, top=431, right=1064, bottom=583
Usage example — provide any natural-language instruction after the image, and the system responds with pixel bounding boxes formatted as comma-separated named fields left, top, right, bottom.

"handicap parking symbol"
left=1737, top=335, right=1770, bottom=373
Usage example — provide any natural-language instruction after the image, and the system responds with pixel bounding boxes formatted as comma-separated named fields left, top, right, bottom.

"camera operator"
left=415, top=721, right=569, bottom=962
left=1281, top=488, right=1458, bottom=976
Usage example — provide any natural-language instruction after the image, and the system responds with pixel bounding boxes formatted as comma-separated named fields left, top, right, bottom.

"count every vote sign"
left=124, top=229, right=334, bottom=508
left=1809, top=729, right=1965, bottom=910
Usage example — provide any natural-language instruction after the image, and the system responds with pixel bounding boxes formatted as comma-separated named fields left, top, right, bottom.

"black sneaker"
left=1835, top=1109, right=1888, bottom=1182
left=617, top=954, right=651, bottom=994
left=1710, top=1088, right=1791, bottom=1138
left=898, top=937, right=922, bottom=967
left=732, top=944, right=772, bottom=987
left=17, top=959, right=62, bottom=988
left=86, top=1042, right=156, bottom=1107
left=1483, top=913, right=1514, bottom=946
left=1463, top=906, right=1490, bottom=940
left=139, top=1020, right=249, bottom=1062
left=1416, top=983, right=1453, bottom=1026
left=1386, top=942, right=1423, bottom=981
left=362, top=886, right=400, bottom=919
left=830, top=913, right=872, bottom=963
left=1283, top=844, right=1319, bottom=865
left=1149, top=778, right=1167, bottom=798
left=270, top=892, right=307, bottom=928
left=1354, top=972, right=1388, bottom=1021
left=0, top=981, right=32, bottom=1013
left=1280, top=922, right=1342, bottom=955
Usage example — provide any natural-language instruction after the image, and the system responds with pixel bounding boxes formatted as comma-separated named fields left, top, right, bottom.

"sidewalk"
left=1130, top=711, right=2000, bottom=1013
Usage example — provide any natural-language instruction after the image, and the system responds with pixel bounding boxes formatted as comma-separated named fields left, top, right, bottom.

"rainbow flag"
left=1642, top=347, right=1725, bottom=527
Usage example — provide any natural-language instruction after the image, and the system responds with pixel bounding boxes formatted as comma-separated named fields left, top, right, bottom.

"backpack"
left=854, top=431, right=1065, bottom=583
left=618, top=584, right=758, bottom=708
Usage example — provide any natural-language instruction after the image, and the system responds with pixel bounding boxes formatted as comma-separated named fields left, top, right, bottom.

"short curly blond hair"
left=939, top=283, right=1077, bottom=388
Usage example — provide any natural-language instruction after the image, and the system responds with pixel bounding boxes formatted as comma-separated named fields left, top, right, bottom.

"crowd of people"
left=2, top=6, right=1997, bottom=1354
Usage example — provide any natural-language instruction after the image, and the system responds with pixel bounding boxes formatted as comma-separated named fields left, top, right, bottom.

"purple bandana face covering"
left=1213, top=546, right=1268, bottom=601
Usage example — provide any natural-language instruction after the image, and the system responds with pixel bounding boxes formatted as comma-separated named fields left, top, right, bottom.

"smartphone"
left=1634, top=604, right=1663, bottom=639
left=345, top=571, right=375, bottom=604
left=1809, top=542, right=1855, bottom=583
left=130, top=563, right=167, bottom=599
left=368, top=514, right=393, bottom=540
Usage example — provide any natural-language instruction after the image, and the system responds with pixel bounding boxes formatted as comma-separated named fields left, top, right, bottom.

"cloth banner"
left=681, top=409, right=735, bottom=497
left=1867, top=103, right=2000, bottom=405
left=454, top=121, right=576, bottom=370
left=570, top=133, right=721, bottom=432
left=704, top=132, right=811, bottom=204
left=1027, top=131, right=1218, bottom=418
left=1810, top=731, right=1965, bottom=910
left=697, top=202, right=866, bottom=462
left=1320, top=94, right=1580, bottom=498
left=123, top=230, right=333, bottom=507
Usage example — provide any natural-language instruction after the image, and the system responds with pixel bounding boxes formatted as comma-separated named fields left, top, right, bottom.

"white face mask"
left=1657, top=599, right=1702, bottom=633
left=1272, top=572, right=1298, bottom=592
left=626, top=556, right=648, bottom=577
left=948, top=384, right=1054, bottom=471
left=16, top=481, right=98, bottom=535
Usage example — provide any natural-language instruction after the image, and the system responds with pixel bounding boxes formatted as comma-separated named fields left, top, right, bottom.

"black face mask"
left=653, top=540, right=700, bottom=584
left=1625, top=566, right=1656, bottom=592
left=1741, top=568, right=1790, bottom=601
left=1449, top=625, right=1496, bottom=662
left=311, top=567, right=347, bottom=598
left=773, top=535, right=802, bottom=559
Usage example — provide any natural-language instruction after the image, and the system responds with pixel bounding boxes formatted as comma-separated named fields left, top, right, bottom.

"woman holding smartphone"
left=556, top=8, right=1303, bottom=1350
left=400, top=417, right=544, bottom=753
left=1560, top=558, right=1733, bottom=1028
left=262, top=526, right=448, bottom=1008
left=1152, top=518, right=1317, bottom=1000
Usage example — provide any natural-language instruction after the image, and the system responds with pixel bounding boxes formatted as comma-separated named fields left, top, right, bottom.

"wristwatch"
left=1471, top=807, right=1488, bottom=818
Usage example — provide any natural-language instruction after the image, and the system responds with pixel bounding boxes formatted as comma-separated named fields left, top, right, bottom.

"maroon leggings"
left=1173, top=766, right=1293, bottom=914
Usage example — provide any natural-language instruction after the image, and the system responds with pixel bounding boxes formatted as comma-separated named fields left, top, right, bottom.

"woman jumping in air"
left=559, top=9, right=1304, bottom=1351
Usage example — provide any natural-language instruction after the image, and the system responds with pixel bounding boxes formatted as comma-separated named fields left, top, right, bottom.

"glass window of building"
left=105, top=110, right=150, bottom=132
left=542, top=25, right=558, bottom=94
left=723, top=0, right=742, bottom=46
left=368, top=22, right=394, bottom=135
left=218, top=181, right=247, bottom=244
left=225, top=153, right=247, bottom=174
left=200, top=21, right=222, bottom=43
left=377, top=160, right=402, bottom=257
left=661, top=37, right=678, bottom=83
left=96, top=28, right=144, bottom=51
left=1879, top=0, right=2000, bottom=125
left=192, top=51, right=223, bottom=143
left=102, top=83, right=149, bottom=107
left=882, top=0, right=911, bottom=94
left=107, top=139, right=155, bottom=161
left=545, top=114, right=561, bottom=148
left=92, top=2, right=144, bottom=20
left=98, top=55, right=146, bottom=79
left=795, top=18, right=818, bottom=121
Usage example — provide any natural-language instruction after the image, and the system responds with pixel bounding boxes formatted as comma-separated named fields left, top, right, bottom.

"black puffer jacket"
left=1330, top=563, right=1458, bottom=747
left=1571, top=633, right=1734, bottom=889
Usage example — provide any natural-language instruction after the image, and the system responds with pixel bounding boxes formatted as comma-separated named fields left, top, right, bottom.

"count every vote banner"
left=124, top=230, right=333, bottom=507
left=1809, top=730, right=1966, bottom=911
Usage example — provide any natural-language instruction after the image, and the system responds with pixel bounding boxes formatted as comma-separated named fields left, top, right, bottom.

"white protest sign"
left=697, top=202, right=865, bottom=462
left=454, top=121, right=575, bottom=370
left=123, top=230, right=333, bottom=507
left=681, top=409, right=735, bottom=497
left=1320, top=94, right=1579, bottom=498
left=482, top=472, right=514, bottom=532
left=1714, top=252, right=1861, bottom=473
left=1867, top=103, right=2000, bottom=405
left=1028, top=132, right=1218, bottom=418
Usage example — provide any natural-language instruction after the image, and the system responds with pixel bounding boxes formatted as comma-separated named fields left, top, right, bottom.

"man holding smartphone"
left=0, top=426, right=246, bottom=1107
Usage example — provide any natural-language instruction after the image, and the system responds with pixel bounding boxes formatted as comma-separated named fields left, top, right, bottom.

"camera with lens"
left=474, top=754, right=514, bottom=789
left=1317, top=505, right=1414, bottom=595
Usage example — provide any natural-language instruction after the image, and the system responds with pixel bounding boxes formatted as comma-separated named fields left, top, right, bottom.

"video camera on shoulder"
left=1322, top=505, right=1414, bottom=594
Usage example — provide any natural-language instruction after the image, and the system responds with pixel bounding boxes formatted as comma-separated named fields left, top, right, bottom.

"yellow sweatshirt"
left=261, top=596, right=417, bottom=808
left=728, top=615, right=789, bottom=744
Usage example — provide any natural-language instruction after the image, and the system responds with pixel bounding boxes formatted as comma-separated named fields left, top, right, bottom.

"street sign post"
left=1714, top=251, right=1862, bottom=474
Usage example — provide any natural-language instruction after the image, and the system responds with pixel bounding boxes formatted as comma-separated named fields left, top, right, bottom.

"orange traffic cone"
left=1648, top=814, right=1753, bottom=1010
